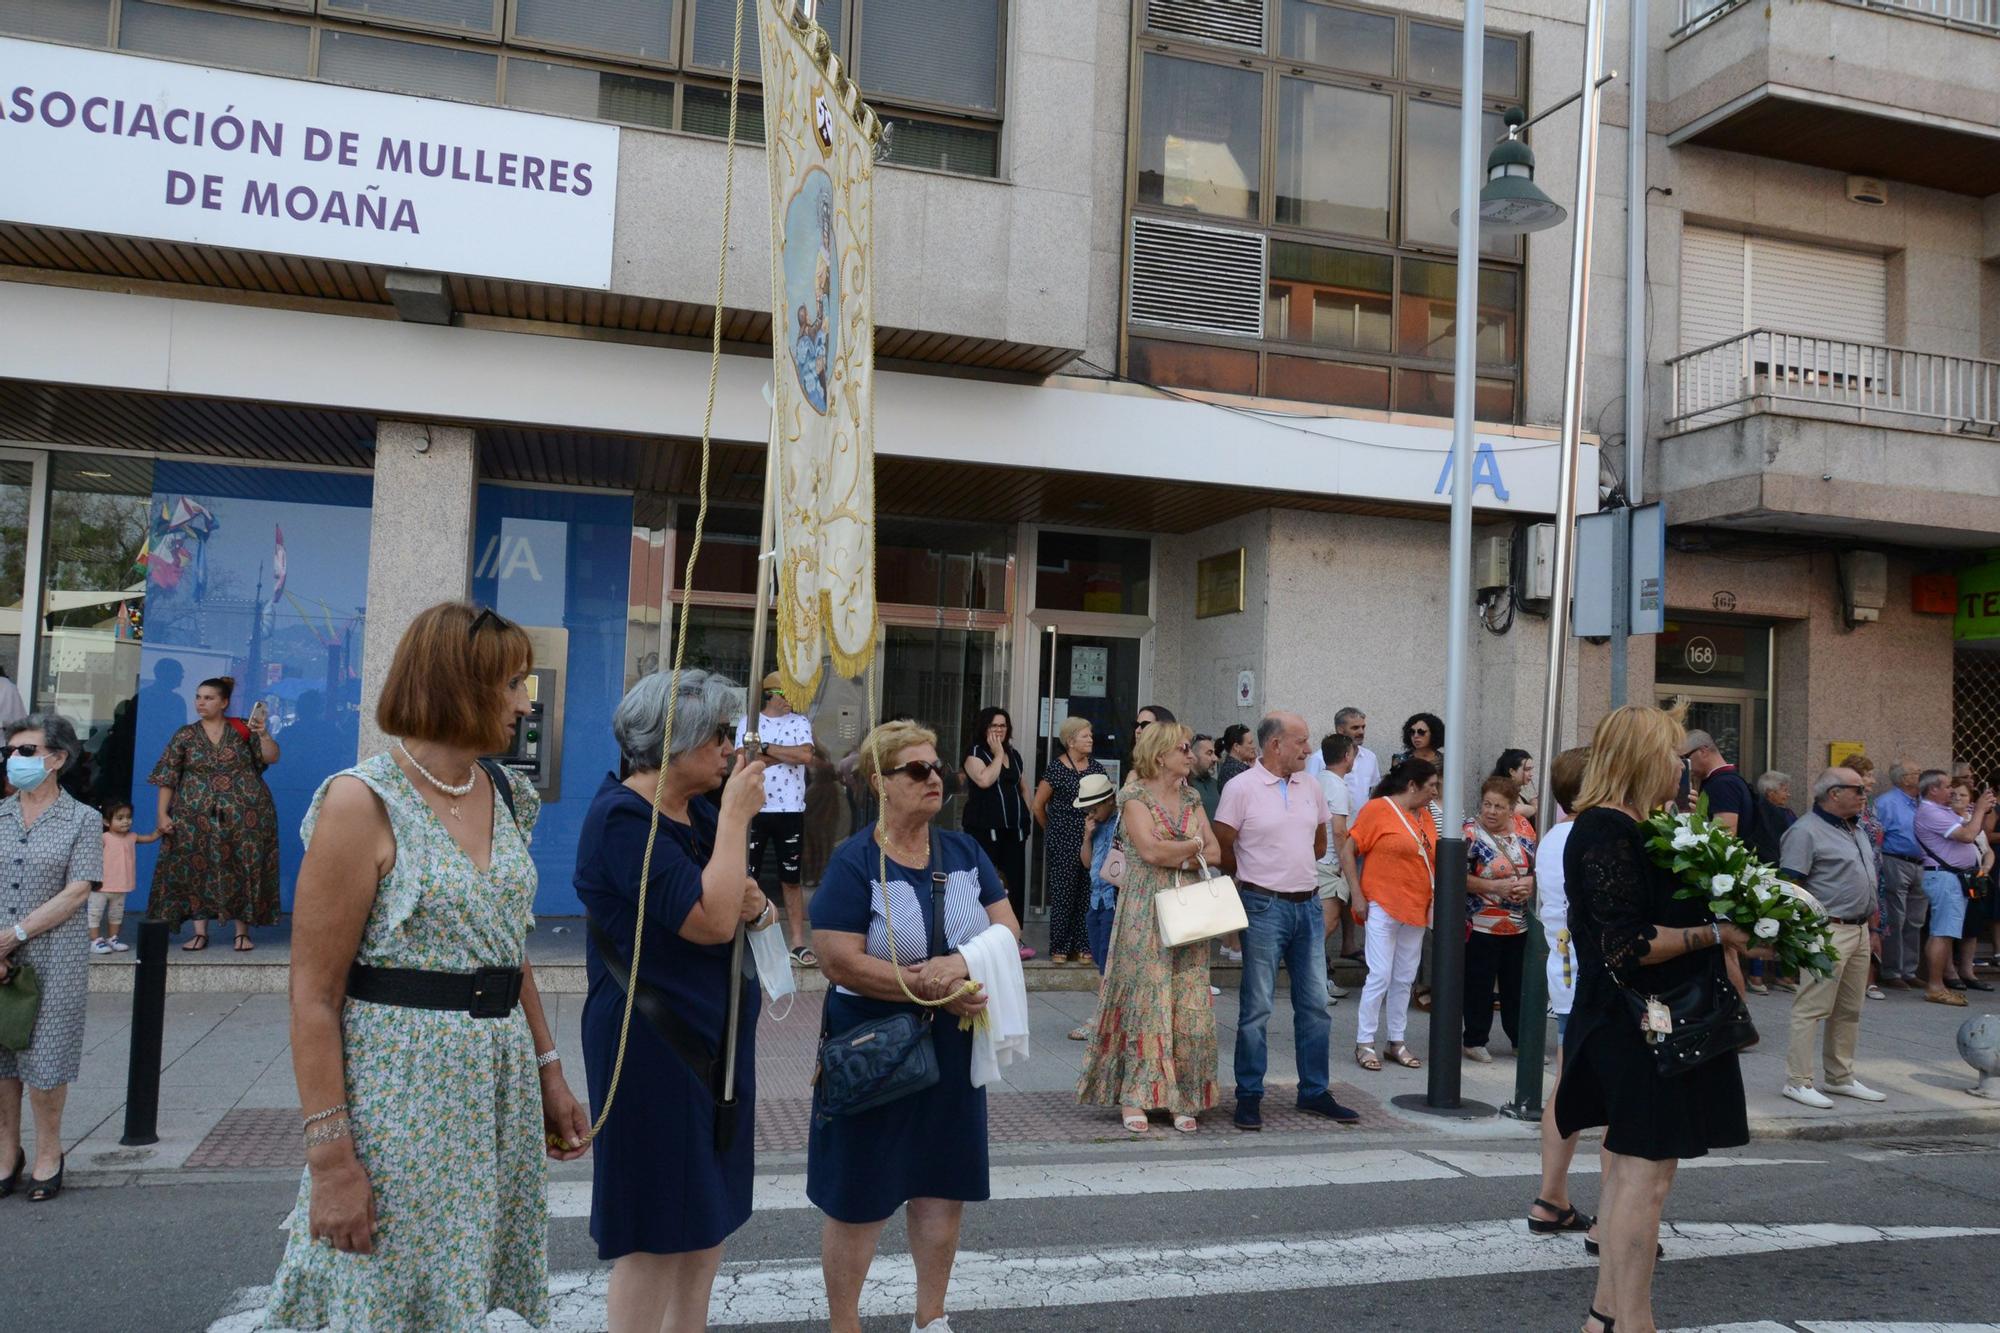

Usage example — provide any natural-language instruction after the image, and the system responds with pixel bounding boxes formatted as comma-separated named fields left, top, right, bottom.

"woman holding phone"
left=148, top=674, right=282, bottom=951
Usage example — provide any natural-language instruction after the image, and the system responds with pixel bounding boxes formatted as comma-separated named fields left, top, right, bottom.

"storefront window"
left=37, top=454, right=152, bottom=810
left=1036, top=531, right=1151, bottom=617
left=878, top=516, right=1010, bottom=612
left=131, top=461, right=373, bottom=913
left=0, top=459, right=32, bottom=687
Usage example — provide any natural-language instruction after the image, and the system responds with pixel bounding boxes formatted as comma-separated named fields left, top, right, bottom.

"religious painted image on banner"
left=785, top=166, right=839, bottom=415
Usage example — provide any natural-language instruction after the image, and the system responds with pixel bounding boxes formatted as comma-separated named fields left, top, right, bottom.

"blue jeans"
left=1233, top=889, right=1331, bottom=1101
left=1087, top=904, right=1116, bottom=976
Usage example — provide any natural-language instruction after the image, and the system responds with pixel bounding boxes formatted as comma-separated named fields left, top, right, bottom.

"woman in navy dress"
left=577, top=669, right=771, bottom=1333
left=810, top=719, right=1020, bottom=1333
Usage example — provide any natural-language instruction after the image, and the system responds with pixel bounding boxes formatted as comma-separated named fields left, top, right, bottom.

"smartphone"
left=249, top=700, right=268, bottom=730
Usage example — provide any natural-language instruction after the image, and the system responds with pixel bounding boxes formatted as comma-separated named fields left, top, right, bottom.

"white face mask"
left=746, top=913, right=796, bottom=1003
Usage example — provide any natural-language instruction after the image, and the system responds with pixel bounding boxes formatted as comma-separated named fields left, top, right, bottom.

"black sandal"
left=26, top=1154, right=63, bottom=1202
left=181, top=933, right=209, bottom=951
left=1529, top=1198, right=1594, bottom=1234
left=1586, top=1309, right=1615, bottom=1332
left=0, top=1147, right=22, bottom=1198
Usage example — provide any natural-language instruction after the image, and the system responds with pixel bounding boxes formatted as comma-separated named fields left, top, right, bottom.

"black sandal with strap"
left=1529, top=1198, right=1594, bottom=1234
left=0, top=1147, right=22, bottom=1198
left=1585, top=1309, right=1615, bottom=1333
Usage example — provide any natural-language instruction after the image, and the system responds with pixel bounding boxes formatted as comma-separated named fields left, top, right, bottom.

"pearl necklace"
left=397, top=740, right=476, bottom=820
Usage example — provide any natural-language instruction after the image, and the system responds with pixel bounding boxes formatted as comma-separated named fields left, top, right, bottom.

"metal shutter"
left=1748, top=237, right=1886, bottom=344
left=1144, top=0, right=1266, bottom=50
left=1128, top=215, right=1266, bottom=339
left=1680, top=225, right=1747, bottom=354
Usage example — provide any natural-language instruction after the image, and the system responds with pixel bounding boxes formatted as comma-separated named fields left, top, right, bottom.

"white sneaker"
left=1209, top=985, right=1221, bottom=997
left=1822, top=1079, right=1886, bottom=1102
left=913, top=1317, right=954, bottom=1333
left=109, top=938, right=129, bottom=952
left=90, top=938, right=112, bottom=955
left=1783, top=1083, right=1834, bottom=1110
left=1463, top=1045, right=1494, bottom=1064
left=1220, top=947, right=1243, bottom=963
left=1328, top=981, right=1351, bottom=998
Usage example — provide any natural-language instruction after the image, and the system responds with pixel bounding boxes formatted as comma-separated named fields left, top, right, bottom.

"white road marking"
left=543, top=1147, right=1819, bottom=1218
left=1671, top=1325, right=2000, bottom=1332
left=213, top=1222, right=1998, bottom=1330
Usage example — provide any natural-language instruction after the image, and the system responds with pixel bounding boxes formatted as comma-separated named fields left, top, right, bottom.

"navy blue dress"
left=807, top=825, right=1007, bottom=1224
left=578, top=774, right=760, bottom=1259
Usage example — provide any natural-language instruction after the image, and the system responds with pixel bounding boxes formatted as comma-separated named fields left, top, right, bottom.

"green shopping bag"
left=0, top=961, right=42, bottom=1052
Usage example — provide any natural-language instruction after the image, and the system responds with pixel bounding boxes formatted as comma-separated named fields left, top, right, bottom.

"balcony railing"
left=1667, top=329, right=2000, bottom=432
left=1676, top=0, right=2000, bottom=36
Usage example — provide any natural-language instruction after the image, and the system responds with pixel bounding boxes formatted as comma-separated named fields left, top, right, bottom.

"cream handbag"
left=1154, top=853, right=1249, bottom=948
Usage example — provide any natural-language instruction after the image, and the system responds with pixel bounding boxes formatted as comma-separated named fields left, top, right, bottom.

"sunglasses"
left=468, top=607, right=514, bottom=638
left=716, top=725, right=738, bottom=747
left=1135, top=719, right=1152, bottom=732
left=0, top=744, right=45, bottom=759
left=1175, top=742, right=1192, bottom=754
left=885, top=759, right=946, bottom=783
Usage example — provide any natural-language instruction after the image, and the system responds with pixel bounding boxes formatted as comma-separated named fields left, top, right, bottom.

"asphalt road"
left=12, top=1133, right=1999, bottom=1332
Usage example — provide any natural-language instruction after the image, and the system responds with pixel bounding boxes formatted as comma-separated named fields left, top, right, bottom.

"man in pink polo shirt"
left=1216, top=712, right=1359, bottom=1129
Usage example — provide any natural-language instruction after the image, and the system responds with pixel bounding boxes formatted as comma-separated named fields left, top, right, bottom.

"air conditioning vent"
left=1145, top=0, right=1266, bottom=50
left=1129, top=216, right=1266, bottom=340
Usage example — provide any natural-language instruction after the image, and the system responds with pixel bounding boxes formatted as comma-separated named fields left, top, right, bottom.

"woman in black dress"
left=961, top=706, right=1032, bottom=957
left=1032, top=715, right=1104, bottom=964
left=1557, top=704, right=1770, bottom=1333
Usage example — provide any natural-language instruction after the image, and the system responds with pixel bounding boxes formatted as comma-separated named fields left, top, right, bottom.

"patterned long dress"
left=1077, top=783, right=1218, bottom=1116
left=146, top=721, right=279, bottom=926
left=1040, top=755, right=1105, bottom=958
left=0, top=791, right=102, bottom=1089
left=264, top=754, right=550, bottom=1330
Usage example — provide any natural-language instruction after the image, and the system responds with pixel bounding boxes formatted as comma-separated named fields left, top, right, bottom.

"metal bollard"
left=120, top=917, right=169, bottom=1146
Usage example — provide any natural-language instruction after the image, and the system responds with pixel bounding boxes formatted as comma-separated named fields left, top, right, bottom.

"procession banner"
left=757, top=0, right=882, bottom=701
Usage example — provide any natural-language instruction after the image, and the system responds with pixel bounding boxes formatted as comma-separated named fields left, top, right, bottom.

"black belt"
left=1240, top=881, right=1315, bottom=904
left=347, top=964, right=524, bottom=1018
left=1827, top=914, right=1870, bottom=926
left=1882, top=851, right=1923, bottom=864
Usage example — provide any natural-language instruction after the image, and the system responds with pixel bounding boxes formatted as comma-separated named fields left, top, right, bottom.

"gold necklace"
left=876, top=825, right=929, bottom=865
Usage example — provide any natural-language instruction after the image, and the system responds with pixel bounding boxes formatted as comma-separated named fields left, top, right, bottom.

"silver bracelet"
left=302, top=1102, right=349, bottom=1128
left=1711, top=921, right=1724, bottom=948
left=535, top=1049, right=562, bottom=1069
left=303, top=1118, right=351, bottom=1150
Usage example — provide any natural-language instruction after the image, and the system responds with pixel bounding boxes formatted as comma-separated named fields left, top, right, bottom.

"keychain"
left=1643, top=998, right=1673, bottom=1040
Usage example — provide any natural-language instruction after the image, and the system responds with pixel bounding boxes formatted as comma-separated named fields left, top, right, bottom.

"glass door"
left=1660, top=687, right=1770, bottom=784
left=0, top=449, right=49, bottom=705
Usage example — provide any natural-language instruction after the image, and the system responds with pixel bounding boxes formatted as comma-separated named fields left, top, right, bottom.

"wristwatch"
left=758, top=742, right=771, bottom=759
left=10, top=923, right=26, bottom=945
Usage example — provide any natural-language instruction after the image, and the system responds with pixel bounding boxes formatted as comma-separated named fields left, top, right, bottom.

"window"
left=318, top=28, right=496, bottom=99
left=1036, top=531, right=1151, bottom=616
left=1, top=0, right=109, bottom=43
left=1276, top=79, right=1391, bottom=238
left=686, top=0, right=802, bottom=76
left=682, top=86, right=765, bottom=144
left=1138, top=54, right=1263, bottom=222
left=879, top=114, right=996, bottom=176
left=1279, top=0, right=1392, bottom=77
left=118, top=0, right=310, bottom=74
left=504, top=58, right=674, bottom=131
left=855, top=0, right=1001, bottom=115
left=1126, top=4, right=1527, bottom=419
left=510, top=0, right=677, bottom=65
left=320, top=0, right=499, bottom=39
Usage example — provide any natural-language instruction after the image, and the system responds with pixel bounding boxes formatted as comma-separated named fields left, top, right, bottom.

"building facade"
left=0, top=0, right=1989, bottom=915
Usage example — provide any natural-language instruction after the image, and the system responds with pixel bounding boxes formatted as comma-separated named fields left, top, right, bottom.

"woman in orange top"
left=1342, top=758, right=1440, bottom=1072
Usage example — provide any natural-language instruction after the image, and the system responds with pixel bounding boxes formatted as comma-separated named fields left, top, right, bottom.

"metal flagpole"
left=1507, top=0, right=1610, bottom=1118
left=1421, top=0, right=1486, bottom=1112
left=1612, top=0, right=1651, bottom=711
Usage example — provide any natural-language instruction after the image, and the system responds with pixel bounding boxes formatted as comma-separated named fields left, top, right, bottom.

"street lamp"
left=1472, top=109, right=1568, bottom=234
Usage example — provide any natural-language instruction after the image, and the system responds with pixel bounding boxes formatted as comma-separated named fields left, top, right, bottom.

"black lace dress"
left=1554, top=806, right=1749, bottom=1161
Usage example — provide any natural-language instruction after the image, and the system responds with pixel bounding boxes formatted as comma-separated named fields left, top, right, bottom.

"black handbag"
left=1617, top=956, right=1757, bottom=1079
left=813, top=836, right=949, bottom=1118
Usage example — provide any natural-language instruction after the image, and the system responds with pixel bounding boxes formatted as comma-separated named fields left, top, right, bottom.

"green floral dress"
left=1076, top=782, right=1218, bottom=1116
left=265, top=754, right=548, bottom=1331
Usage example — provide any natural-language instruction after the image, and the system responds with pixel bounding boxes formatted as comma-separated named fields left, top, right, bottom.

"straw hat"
left=1072, top=772, right=1117, bottom=809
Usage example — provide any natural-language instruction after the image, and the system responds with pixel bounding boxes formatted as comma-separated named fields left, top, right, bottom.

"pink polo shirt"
left=1215, top=760, right=1329, bottom=894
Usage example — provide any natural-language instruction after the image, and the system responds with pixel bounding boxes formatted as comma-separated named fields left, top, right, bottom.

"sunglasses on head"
left=467, top=607, right=514, bottom=638
left=885, top=759, right=946, bottom=783
left=0, top=744, right=45, bottom=759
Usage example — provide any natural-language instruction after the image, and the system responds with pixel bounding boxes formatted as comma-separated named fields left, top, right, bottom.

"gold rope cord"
left=585, top=0, right=748, bottom=1143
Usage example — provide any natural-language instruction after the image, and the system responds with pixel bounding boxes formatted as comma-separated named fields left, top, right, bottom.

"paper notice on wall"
left=1039, top=698, right=1070, bottom=735
left=1070, top=646, right=1107, bottom=699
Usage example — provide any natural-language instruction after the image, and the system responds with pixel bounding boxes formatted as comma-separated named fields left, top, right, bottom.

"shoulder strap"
left=586, top=915, right=726, bottom=1106
left=928, top=829, right=949, bottom=960
left=478, top=759, right=519, bottom=828
left=226, top=717, right=252, bottom=744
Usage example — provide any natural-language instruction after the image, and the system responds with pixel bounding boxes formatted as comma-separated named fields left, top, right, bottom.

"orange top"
left=1350, top=797, right=1438, bottom=927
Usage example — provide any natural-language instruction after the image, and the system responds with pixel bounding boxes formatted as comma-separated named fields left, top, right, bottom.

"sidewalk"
left=34, top=974, right=2000, bottom=1180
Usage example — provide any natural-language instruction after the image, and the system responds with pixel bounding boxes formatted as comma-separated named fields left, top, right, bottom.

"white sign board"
left=0, top=37, right=619, bottom=289
left=1069, top=646, right=1107, bottom=699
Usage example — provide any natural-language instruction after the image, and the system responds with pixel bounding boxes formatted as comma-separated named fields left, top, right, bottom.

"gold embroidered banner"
left=758, top=0, right=881, bottom=701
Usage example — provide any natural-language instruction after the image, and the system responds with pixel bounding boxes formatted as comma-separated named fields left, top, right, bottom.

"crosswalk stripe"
left=542, top=1148, right=1820, bottom=1219
left=214, top=1222, right=1999, bottom=1331
left=1671, top=1324, right=2000, bottom=1332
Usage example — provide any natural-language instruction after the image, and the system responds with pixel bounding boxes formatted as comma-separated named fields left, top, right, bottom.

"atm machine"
left=491, top=625, right=566, bottom=801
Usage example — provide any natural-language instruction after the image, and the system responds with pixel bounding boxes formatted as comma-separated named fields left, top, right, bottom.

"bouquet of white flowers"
left=1642, top=798, right=1838, bottom=980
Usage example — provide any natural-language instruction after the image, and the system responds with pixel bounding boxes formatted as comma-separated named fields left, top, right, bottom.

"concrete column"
left=357, top=421, right=477, bottom=762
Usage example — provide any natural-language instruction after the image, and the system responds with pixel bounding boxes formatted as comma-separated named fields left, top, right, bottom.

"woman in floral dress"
left=265, top=603, right=588, bottom=1330
left=147, top=675, right=279, bottom=951
left=1078, top=721, right=1221, bottom=1133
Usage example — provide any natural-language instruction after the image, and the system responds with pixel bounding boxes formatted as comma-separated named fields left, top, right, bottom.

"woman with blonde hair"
left=809, top=719, right=1020, bottom=1333
left=1556, top=704, right=1770, bottom=1333
left=1032, top=714, right=1106, bottom=964
left=266, top=602, right=589, bottom=1329
left=1078, top=721, right=1221, bottom=1134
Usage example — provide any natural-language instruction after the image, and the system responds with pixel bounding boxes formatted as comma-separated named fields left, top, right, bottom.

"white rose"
left=1671, top=827, right=1701, bottom=850
left=1711, top=873, right=1737, bottom=896
left=1751, top=881, right=1773, bottom=904
left=1753, top=917, right=1781, bottom=940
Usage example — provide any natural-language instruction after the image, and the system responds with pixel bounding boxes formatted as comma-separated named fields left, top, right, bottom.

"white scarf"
left=959, top=923, right=1030, bottom=1088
